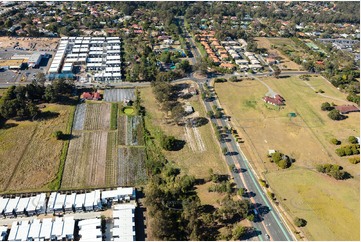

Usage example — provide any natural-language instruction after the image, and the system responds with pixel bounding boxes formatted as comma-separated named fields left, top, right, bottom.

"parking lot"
left=0, top=49, right=54, bottom=84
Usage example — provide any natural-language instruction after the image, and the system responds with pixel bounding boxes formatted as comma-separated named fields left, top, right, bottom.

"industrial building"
left=48, top=36, right=122, bottom=83
left=78, top=218, right=102, bottom=241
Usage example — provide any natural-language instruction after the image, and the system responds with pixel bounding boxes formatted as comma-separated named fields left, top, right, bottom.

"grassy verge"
left=48, top=105, right=76, bottom=190
left=195, top=41, right=207, bottom=58
left=110, top=103, right=118, bottom=130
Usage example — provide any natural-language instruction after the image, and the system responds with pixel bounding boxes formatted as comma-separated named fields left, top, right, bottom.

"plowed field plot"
left=118, top=115, right=127, bottom=145
left=62, top=131, right=108, bottom=189
left=118, top=115, right=144, bottom=146
left=83, top=103, right=111, bottom=130
left=104, top=89, right=135, bottom=102
left=117, top=147, right=146, bottom=186
left=105, top=131, right=118, bottom=186
left=72, top=103, right=87, bottom=130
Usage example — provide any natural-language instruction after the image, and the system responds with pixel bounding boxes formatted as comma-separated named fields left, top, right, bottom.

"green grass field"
left=265, top=168, right=359, bottom=241
left=215, top=76, right=360, bottom=241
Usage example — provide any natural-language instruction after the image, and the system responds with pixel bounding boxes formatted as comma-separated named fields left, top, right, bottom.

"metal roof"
left=75, top=193, right=85, bottom=208
left=64, top=193, right=76, bottom=210
left=39, top=218, right=53, bottom=240
left=8, top=221, right=19, bottom=241
left=28, top=219, right=42, bottom=240
left=0, top=197, right=9, bottom=213
left=15, top=220, right=30, bottom=241
left=54, top=194, right=66, bottom=210
left=16, top=197, right=30, bottom=213
left=62, top=217, right=75, bottom=237
left=4, top=197, right=20, bottom=214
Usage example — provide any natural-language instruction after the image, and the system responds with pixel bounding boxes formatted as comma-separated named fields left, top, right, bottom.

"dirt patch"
left=0, top=36, right=59, bottom=51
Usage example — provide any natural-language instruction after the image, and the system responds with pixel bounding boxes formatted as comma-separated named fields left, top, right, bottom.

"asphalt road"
left=186, top=33, right=295, bottom=241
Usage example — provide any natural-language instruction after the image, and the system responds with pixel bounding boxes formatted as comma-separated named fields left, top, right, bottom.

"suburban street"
left=186, top=32, right=295, bottom=241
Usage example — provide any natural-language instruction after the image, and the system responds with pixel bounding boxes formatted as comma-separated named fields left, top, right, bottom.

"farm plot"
left=61, top=131, right=108, bottom=189
left=83, top=103, right=111, bottom=130
left=117, top=147, right=146, bottom=186
left=72, top=103, right=87, bottom=130
left=105, top=131, right=118, bottom=187
left=118, top=115, right=127, bottom=145
left=104, top=89, right=135, bottom=102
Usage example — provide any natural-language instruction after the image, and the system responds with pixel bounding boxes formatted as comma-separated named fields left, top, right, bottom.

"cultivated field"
left=62, top=97, right=146, bottom=189
left=215, top=76, right=360, bottom=240
left=104, top=89, right=135, bottom=102
left=61, top=131, right=108, bottom=189
left=265, top=168, right=359, bottom=241
left=117, top=147, right=147, bottom=186
left=83, top=103, right=111, bottom=130
left=255, top=37, right=301, bottom=71
left=140, top=85, right=228, bottom=180
left=0, top=104, right=73, bottom=193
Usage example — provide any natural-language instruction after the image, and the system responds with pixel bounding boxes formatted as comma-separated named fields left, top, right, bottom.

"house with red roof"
left=81, top=92, right=102, bottom=101
left=263, top=94, right=285, bottom=106
left=335, top=105, right=360, bottom=114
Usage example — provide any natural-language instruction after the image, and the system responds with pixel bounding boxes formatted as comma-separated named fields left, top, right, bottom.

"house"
left=335, top=105, right=360, bottom=114
left=184, top=105, right=194, bottom=114
left=81, top=92, right=102, bottom=100
left=263, top=94, right=285, bottom=106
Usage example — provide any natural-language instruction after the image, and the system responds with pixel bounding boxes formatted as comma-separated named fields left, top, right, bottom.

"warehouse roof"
left=8, top=221, right=19, bottom=241
left=75, top=193, right=85, bottom=208
left=16, top=197, right=30, bottom=213
left=4, top=197, right=20, bottom=214
left=54, top=194, right=66, bottom=211
left=64, top=193, right=76, bottom=210
left=39, top=218, right=52, bottom=240
left=28, top=219, right=41, bottom=240
left=15, top=220, right=30, bottom=241
left=62, top=217, right=75, bottom=237
left=0, top=197, right=9, bottom=213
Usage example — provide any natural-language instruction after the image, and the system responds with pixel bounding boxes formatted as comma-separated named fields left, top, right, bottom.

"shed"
left=184, top=105, right=194, bottom=114
left=26, top=195, right=38, bottom=216
left=36, top=193, right=46, bottom=214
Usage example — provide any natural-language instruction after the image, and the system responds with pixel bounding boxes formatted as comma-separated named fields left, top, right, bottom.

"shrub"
left=238, top=188, right=245, bottom=196
left=294, top=217, right=307, bottom=227
left=330, top=138, right=341, bottom=145
left=348, top=136, right=358, bottom=144
left=52, top=130, right=64, bottom=140
left=267, top=191, right=275, bottom=200
left=321, top=102, right=333, bottom=111
left=316, top=164, right=349, bottom=180
left=160, top=135, right=176, bottom=151
left=336, top=144, right=360, bottom=157
left=259, top=179, right=268, bottom=188
left=349, top=156, right=360, bottom=164
left=318, top=89, right=324, bottom=93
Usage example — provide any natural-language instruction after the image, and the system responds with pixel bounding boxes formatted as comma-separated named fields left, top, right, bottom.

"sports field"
left=0, top=104, right=73, bottom=193
left=215, top=76, right=360, bottom=240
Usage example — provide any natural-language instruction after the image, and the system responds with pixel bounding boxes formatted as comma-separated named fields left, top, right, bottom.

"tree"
left=223, top=147, right=228, bottom=155
left=232, top=225, right=247, bottom=240
left=348, top=136, right=358, bottom=144
left=328, top=109, right=344, bottom=120
left=161, top=135, right=177, bottom=151
left=321, top=102, right=333, bottom=111
left=294, top=217, right=307, bottom=227
left=171, top=103, right=185, bottom=123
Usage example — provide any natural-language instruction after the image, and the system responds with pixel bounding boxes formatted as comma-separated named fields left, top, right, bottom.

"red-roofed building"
left=335, top=105, right=360, bottom=114
left=263, top=94, right=285, bottom=106
left=81, top=92, right=102, bottom=101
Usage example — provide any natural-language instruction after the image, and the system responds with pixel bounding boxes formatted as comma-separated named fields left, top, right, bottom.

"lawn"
left=215, top=76, right=360, bottom=240
left=265, top=168, right=359, bottom=241
left=140, top=86, right=228, bottom=180
left=0, top=104, right=73, bottom=193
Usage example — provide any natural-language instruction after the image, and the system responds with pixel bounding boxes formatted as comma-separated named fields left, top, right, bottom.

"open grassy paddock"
left=0, top=104, right=73, bottom=193
left=140, top=85, right=228, bottom=180
left=215, top=76, right=360, bottom=240
left=255, top=37, right=302, bottom=71
left=265, top=168, right=359, bottom=241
